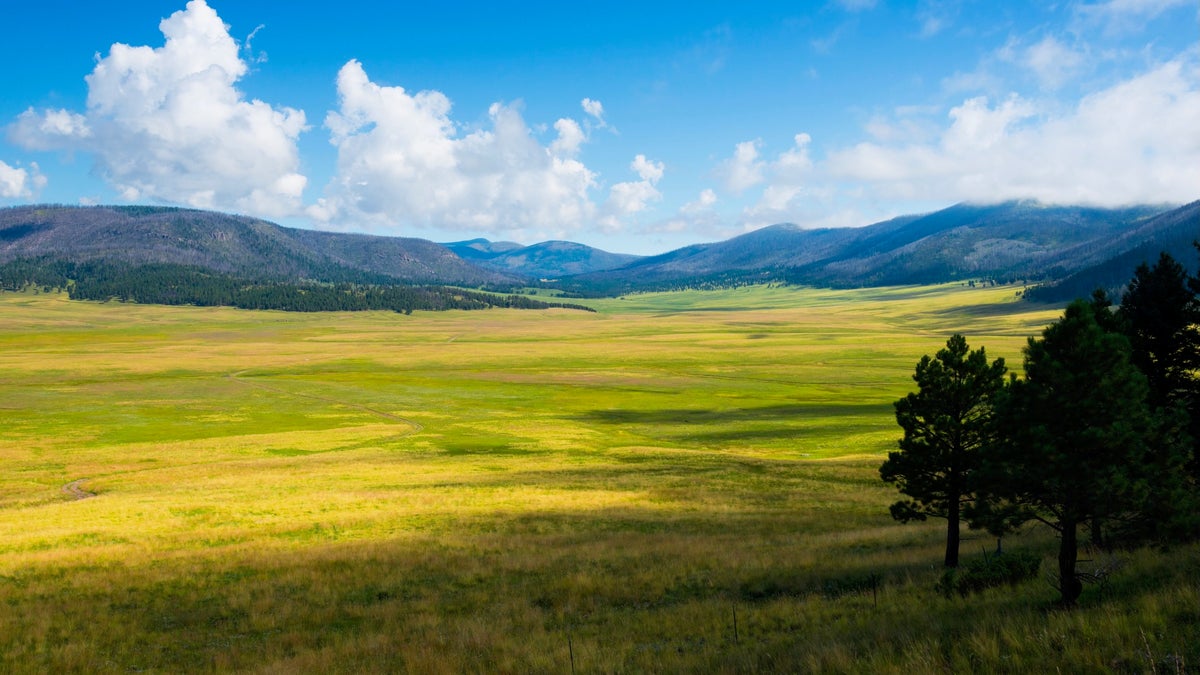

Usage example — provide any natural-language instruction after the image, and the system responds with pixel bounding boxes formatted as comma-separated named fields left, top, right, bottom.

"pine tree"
left=976, top=300, right=1153, bottom=604
left=1119, top=252, right=1200, bottom=409
left=881, top=334, right=1007, bottom=568
left=1115, top=252, right=1200, bottom=540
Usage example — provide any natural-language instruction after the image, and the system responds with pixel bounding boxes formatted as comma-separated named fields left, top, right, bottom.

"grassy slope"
left=0, top=287, right=1195, bottom=673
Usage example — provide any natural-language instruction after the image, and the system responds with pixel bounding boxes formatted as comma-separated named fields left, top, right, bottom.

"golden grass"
left=1, top=285, right=1195, bottom=672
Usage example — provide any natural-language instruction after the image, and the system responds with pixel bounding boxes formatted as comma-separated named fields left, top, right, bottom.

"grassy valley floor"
left=0, top=285, right=1196, bottom=672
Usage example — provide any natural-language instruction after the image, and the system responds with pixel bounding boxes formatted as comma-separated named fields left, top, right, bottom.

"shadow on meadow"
left=570, top=402, right=892, bottom=448
left=0, top=501, right=968, bottom=672
left=16, top=496, right=1171, bottom=675
left=572, top=402, right=890, bottom=427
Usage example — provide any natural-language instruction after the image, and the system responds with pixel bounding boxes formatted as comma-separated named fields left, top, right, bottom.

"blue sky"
left=1, top=0, right=1196, bottom=254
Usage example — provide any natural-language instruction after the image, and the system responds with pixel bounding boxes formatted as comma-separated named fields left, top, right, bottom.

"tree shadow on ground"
left=572, top=403, right=890, bottom=427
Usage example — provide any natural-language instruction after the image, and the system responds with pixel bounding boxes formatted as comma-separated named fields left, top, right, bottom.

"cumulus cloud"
left=313, top=59, right=599, bottom=238
left=549, top=99, right=609, bottom=157
left=550, top=118, right=586, bottom=156
left=8, top=0, right=306, bottom=217
left=630, top=154, right=665, bottom=183
left=716, top=140, right=766, bottom=194
left=12, top=110, right=91, bottom=148
left=601, top=154, right=665, bottom=230
left=684, top=188, right=718, bottom=213
left=736, top=134, right=823, bottom=226
left=0, top=160, right=45, bottom=198
left=826, top=57, right=1200, bottom=205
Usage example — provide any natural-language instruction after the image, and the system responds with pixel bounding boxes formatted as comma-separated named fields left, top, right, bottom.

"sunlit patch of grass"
left=1, top=286, right=1194, bottom=671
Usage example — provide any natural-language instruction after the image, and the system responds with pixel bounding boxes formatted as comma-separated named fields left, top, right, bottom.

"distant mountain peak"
left=445, top=238, right=643, bottom=278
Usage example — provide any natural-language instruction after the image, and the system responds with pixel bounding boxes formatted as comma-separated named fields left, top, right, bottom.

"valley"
left=2, top=286, right=1196, bottom=672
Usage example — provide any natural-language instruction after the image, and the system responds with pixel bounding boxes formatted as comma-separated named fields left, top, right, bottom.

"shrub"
left=938, top=550, right=1041, bottom=597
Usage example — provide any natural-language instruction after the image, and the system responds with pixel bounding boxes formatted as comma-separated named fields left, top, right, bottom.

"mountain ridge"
left=2, top=200, right=1196, bottom=299
left=0, top=205, right=519, bottom=286
left=559, top=201, right=1190, bottom=294
left=442, top=238, right=641, bottom=278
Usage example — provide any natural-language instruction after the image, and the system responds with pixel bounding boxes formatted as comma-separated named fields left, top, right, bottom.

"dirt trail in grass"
left=61, top=479, right=95, bottom=500
left=227, top=370, right=424, bottom=436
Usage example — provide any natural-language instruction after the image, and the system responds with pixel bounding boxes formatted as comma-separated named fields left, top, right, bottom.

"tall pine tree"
left=1119, top=252, right=1200, bottom=410
left=975, top=300, right=1153, bottom=604
left=881, top=334, right=1006, bottom=568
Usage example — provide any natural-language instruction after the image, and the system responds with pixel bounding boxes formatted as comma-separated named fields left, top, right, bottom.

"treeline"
left=0, top=257, right=75, bottom=291
left=556, top=269, right=785, bottom=298
left=0, top=258, right=594, bottom=314
left=882, top=247, right=1200, bottom=605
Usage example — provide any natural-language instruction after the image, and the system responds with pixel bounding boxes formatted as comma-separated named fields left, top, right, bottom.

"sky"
left=0, top=1, right=1197, bottom=255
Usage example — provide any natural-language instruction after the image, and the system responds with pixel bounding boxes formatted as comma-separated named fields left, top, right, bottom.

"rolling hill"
left=560, top=201, right=1192, bottom=294
left=2, top=200, right=1196, bottom=299
left=441, top=238, right=525, bottom=261
left=1024, top=200, right=1200, bottom=302
left=0, top=205, right=518, bottom=286
left=443, top=238, right=642, bottom=278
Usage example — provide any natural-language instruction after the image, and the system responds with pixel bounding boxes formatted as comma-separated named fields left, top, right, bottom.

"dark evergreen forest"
left=0, top=258, right=594, bottom=314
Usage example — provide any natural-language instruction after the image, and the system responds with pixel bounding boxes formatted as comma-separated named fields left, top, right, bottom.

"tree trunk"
left=1091, top=517, right=1105, bottom=551
left=945, top=498, right=961, bottom=568
left=1058, top=515, right=1082, bottom=605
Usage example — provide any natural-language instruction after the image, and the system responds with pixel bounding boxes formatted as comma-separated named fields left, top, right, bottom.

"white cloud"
left=11, top=110, right=91, bottom=149
left=242, top=23, right=268, bottom=65
left=314, top=60, right=599, bottom=238
left=657, top=189, right=721, bottom=236
left=582, top=98, right=606, bottom=126
left=0, top=160, right=45, bottom=198
left=1023, top=36, right=1086, bottom=89
left=942, top=96, right=1036, bottom=152
left=682, top=188, right=718, bottom=214
left=737, top=134, right=823, bottom=226
left=865, top=111, right=941, bottom=144
left=631, top=154, right=665, bottom=183
left=916, top=0, right=961, bottom=38
left=550, top=118, right=586, bottom=156
left=1076, top=0, right=1194, bottom=32
left=602, top=154, right=665, bottom=230
left=716, top=140, right=766, bottom=194
left=8, top=0, right=306, bottom=217
left=774, top=133, right=815, bottom=177
left=825, top=57, right=1200, bottom=205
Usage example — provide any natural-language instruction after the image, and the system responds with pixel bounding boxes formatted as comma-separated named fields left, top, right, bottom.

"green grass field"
left=1, top=285, right=1196, bottom=673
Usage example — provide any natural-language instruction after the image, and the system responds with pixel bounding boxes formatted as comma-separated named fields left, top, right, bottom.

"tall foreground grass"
left=0, top=286, right=1196, bottom=672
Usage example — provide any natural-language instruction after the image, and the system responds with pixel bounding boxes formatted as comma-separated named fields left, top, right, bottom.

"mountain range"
left=2, top=200, right=1197, bottom=300
left=557, top=201, right=1197, bottom=295
left=0, top=205, right=520, bottom=287
left=443, top=238, right=642, bottom=279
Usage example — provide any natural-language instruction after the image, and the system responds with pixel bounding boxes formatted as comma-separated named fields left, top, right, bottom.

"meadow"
left=0, top=284, right=1196, bottom=673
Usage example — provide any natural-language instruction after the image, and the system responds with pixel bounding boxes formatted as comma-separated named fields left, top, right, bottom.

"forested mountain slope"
left=560, top=201, right=1184, bottom=294
left=0, top=205, right=517, bottom=286
left=444, top=239, right=642, bottom=278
